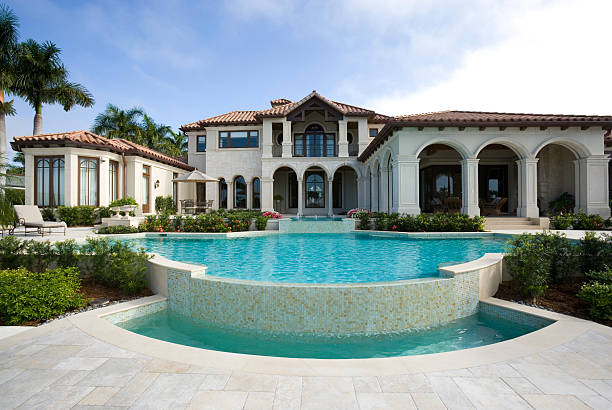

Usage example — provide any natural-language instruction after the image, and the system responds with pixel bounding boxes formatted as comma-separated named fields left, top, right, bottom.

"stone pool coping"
left=2, top=295, right=609, bottom=377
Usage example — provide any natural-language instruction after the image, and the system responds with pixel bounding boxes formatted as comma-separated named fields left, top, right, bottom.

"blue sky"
left=4, top=0, right=611, bottom=162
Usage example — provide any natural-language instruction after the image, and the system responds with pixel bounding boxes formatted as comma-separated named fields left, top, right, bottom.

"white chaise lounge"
left=14, top=205, right=67, bottom=236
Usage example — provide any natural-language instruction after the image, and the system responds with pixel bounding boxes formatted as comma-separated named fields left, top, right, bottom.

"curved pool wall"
left=141, top=231, right=510, bottom=335
left=278, top=217, right=355, bottom=233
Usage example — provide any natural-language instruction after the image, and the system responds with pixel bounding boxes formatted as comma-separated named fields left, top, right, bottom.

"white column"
left=461, top=158, right=480, bottom=216
left=65, top=152, right=79, bottom=206
left=575, top=155, right=611, bottom=217
left=261, top=178, right=273, bottom=211
left=281, top=119, right=292, bottom=158
left=517, top=158, right=539, bottom=218
left=395, top=155, right=420, bottom=215
left=297, top=177, right=304, bottom=216
left=357, top=176, right=366, bottom=209
left=356, top=118, right=369, bottom=156
left=99, top=157, right=109, bottom=206
left=246, top=181, right=252, bottom=209
left=380, top=167, right=389, bottom=213
left=226, top=181, right=233, bottom=209
left=338, top=119, right=348, bottom=157
left=262, top=119, right=273, bottom=158
left=371, top=168, right=379, bottom=212
left=24, top=154, right=34, bottom=205
left=327, top=177, right=334, bottom=216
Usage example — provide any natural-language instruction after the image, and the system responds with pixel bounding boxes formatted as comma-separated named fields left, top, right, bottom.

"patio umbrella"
left=172, top=170, right=219, bottom=203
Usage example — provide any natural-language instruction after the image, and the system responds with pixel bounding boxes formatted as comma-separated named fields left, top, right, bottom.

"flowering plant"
left=347, top=208, right=372, bottom=218
left=262, top=211, right=282, bottom=219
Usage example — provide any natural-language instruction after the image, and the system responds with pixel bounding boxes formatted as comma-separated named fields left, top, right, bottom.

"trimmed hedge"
left=578, top=267, right=612, bottom=320
left=0, top=267, right=85, bottom=325
left=549, top=211, right=608, bottom=230
left=97, top=225, right=140, bottom=235
left=363, top=212, right=485, bottom=232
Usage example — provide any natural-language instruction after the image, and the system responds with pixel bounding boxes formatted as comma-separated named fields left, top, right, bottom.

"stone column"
left=281, top=119, right=292, bottom=158
left=461, top=158, right=480, bottom=216
left=371, top=167, right=379, bottom=212
left=517, top=158, right=539, bottom=218
left=327, top=177, right=334, bottom=216
left=262, top=119, right=273, bottom=158
left=575, top=155, right=611, bottom=217
left=64, top=152, right=79, bottom=206
left=297, top=177, right=304, bottom=216
left=338, top=119, right=349, bottom=157
left=98, top=157, right=109, bottom=206
left=380, top=167, right=390, bottom=213
left=395, top=155, right=420, bottom=215
left=357, top=176, right=366, bottom=209
left=356, top=118, right=369, bottom=156
left=261, top=178, right=274, bottom=211
left=246, top=180, right=252, bottom=209
left=226, top=181, right=234, bottom=209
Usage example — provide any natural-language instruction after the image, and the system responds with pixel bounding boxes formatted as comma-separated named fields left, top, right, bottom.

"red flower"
left=392, top=225, right=397, bottom=230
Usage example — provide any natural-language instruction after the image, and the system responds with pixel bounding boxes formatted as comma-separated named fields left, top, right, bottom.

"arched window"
left=79, top=157, right=99, bottom=206
left=305, top=171, right=325, bottom=208
left=219, top=178, right=227, bottom=209
left=387, top=156, right=393, bottom=213
left=36, top=157, right=65, bottom=207
left=347, top=133, right=354, bottom=145
left=294, top=124, right=336, bottom=157
left=234, top=176, right=247, bottom=208
left=252, top=178, right=261, bottom=209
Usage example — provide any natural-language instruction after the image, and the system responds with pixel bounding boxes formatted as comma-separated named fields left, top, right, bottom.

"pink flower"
left=392, top=225, right=397, bottom=231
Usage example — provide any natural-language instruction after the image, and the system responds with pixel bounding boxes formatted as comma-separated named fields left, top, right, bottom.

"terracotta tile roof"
left=180, top=91, right=387, bottom=131
left=11, top=130, right=194, bottom=170
left=359, top=110, right=612, bottom=162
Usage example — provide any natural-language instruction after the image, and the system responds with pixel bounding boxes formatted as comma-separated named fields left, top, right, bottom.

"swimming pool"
left=126, top=233, right=507, bottom=283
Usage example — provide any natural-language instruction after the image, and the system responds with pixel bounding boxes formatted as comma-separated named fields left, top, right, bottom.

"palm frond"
left=0, top=99, right=16, bottom=116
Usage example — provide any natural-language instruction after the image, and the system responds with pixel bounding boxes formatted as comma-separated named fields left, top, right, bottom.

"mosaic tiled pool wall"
left=278, top=218, right=355, bottom=233
left=102, top=300, right=167, bottom=324
left=165, top=270, right=480, bottom=335
left=479, top=302, right=554, bottom=328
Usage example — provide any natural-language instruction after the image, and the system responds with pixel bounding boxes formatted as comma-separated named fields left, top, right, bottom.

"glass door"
left=142, top=165, right=151, bottom=213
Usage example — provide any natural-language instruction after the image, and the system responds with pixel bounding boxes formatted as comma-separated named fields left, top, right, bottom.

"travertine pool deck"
left=0, top=297, right=611, bottom=409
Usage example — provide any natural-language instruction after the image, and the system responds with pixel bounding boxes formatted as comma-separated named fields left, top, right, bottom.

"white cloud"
left=368, top=0, right=612, bottom=115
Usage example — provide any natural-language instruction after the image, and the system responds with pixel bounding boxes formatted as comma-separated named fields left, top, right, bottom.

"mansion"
left=12, top=91, right=612, bottom=218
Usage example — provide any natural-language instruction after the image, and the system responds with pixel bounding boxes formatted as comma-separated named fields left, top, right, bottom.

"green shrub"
left=96, top=225, right=140, bottom=235
left=95, top=207, right=112, bottom=220
left=40, top=208, right=56, bottom=221
left=57, top=206, right=96, bottom=226
left=371, top=213, right=485, bottom=232
left=537, top=231, right=579, bottom=284
left=578, top=281, right=612, bottom=320
left=550, top=211, right=605, bottom=230
left=22, top=240, right=55, bottom=273
left=155, top=196, right=176, bottom=215
left=255, top=215, right=268, bottom=230
left=374, top=213, right=388, bottom=230
left=505, top=235, right=551, bottom=298
left=580, top=232, right=612, bottom=273
left=54, top=240, right=80, bottom=268
left=585, top=266, right=612, bottom=284
left=0, top=236, right=25, bottom=269
left=81, top=238, right=148, bottom=295
left=548, top=192, right=575, bottom=215
left=109, top=197, right=138, bottom=207
left=355, top=210, right=372, bottom=230
left=0, top=267, right=85, bottom=325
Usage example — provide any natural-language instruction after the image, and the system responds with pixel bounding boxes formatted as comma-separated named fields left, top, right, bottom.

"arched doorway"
left=272, top=166, right=297, bottom=213
left=252, top=178, right=261, bottom=209
left=332, top=166, right=358, bottom=214
left=537, top=144, right=577, bottom=215
left=218, top=178, right=227, bottom=209
left=418, top=144, right=463, bottom=213
left=303, top=166, right=328, bottom=215
left=477, top=144, right=520, bottom=216
left=233, top=176, right=246, bottom=209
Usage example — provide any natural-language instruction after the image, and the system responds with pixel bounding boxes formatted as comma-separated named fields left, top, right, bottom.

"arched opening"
left=305, top=169, right=325, bottom=208
left=252, top=178, right=261, bottom=209
left=294, top=123, right=336, bottom=157
left=386, top=155, right=393, bottom=213
left=233, top=176, right=247, bottom=208
left=272, top=166, right=297, bottom=213
left=332, top=166, right=358, bottom=214
left=537, top=144, right=578, bottom=215
left=219, top=178, right=227, bottom=209
left=418, top=144, right=463, bottom=213
left=477, top=144, right=520, bottom=216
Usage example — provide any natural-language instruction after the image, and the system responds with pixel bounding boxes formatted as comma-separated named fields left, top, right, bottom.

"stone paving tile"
left=244, top=391, right=275, bottom=409
left=577, top=394, right=612, bottom=410
left=53, top=356, right=108, bottom=371
left=510, top=362, right=597, bottom=395
left=563, top=331, right=612, bottom=370
left=273, top=375, right=301, bottom=410
left=579, top=379, right=612, bottom=401
left=143, top=357, right=192, bottom=373
left=0, top=368, right=69, bottom=408
left=501, top=376, right=541, bottom=394
left=353, top=376, right=382, bottom=393
left=378, top=374, right=433, bottom=393
left=11, top=344, right=85, bottom=369
left=468, top=363, right=521, bottom=378
left=78, top=358, right=148, bottom=387
left=0, top=367, right=24, bottom=385
left=33, top=326, right=93, bottom=346
left=199, top=374, right=231, bottom=390
left=301, top=377, right=358, bottom=410
left=187, top=390, right=248, bottom=410
left=224, top=372, right=278, bottom=392
left=540, top=350, right=612, bottom=379
left=71, top=406, right=128, bottom=410
left=105, top=372, right=159, bottom=407
left=52, top=369, right=91, bottom=386
left=357, top=392, right=416, bottom=409
left=521, top=393, right=591, bottom=409
left=453, top=377, right=531, bottom=409
left=427, top=376, right=474, bottom=410
left=78, top=386, right=121, bottom=406
left=426, top=369, right=472, bottom=377
left=17, top=384, right=94, bottom=409
left=410, top=392, right=446, bottom=410
left=131, top=373, right=207, bottom=409
left=75, top=339, right=141, bottom=359
left=12, top=343, right=47, bottom=356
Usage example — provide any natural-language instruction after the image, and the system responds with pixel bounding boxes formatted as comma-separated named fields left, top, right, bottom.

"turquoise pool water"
left=289, top=216, right=344, bottom=221
left=118, top=309, right=542, bottom=358
left=126, top=233, right=507, bottom=283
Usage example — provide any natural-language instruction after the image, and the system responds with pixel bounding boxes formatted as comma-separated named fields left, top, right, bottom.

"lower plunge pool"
left=117, top=308, right=548, bottom=359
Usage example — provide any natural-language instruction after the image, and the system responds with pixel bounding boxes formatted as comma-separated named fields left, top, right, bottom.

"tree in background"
left=0, top=4, right=19, bottom=181
left=163, top=130, right=188, bottom=157
left=11, top=39, right=94, bottom=135
left=138, top=113, right=171, bottom=151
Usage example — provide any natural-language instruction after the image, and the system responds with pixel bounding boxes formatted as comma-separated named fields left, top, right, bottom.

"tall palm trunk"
left=33, top=103, right=42, bottom=135
left=0, top=89, right=6, bottom=187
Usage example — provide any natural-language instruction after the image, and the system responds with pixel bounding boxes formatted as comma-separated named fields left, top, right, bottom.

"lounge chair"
left=481, top=197, right=508, bottom=216
left=14, top=205, right=67, bottom=236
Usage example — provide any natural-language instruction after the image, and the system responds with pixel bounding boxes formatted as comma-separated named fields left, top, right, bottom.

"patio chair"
left=444, top=197, right=462, bottom=213
left=481, top=197, right=508, bottom=216
left=14, top=205, right=67, bottom=236
left=0, top=224, right=14, bottom=236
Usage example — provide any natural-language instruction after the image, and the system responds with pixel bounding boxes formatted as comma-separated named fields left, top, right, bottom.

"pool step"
left=484, top=217, right=544, bottom=231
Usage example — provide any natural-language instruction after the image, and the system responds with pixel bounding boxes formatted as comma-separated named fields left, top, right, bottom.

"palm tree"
left=163, top=130, right=188, bottom=157
left=92, top=104, right=144, bottom=141
left=0, top=4, right=19, bottom=180
left=12, top=39, right=94, bottom=135
left=138, top=114, right=171, bottom=152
